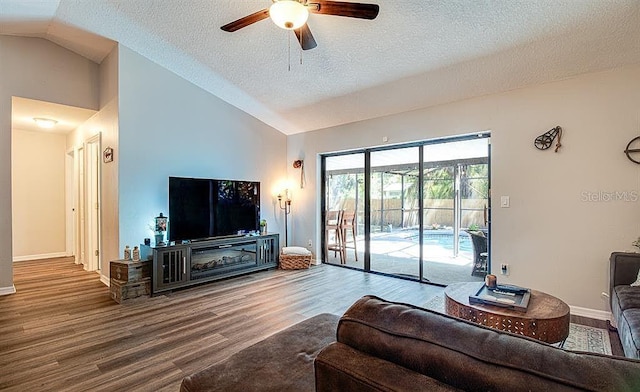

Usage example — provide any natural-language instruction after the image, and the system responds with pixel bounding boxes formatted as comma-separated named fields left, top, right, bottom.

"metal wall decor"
left=103, top=147, right=114, bottom=163
left=293, top=159, right=305, bottom=188
left=534, top=126, right=563, bottom=152
left=624, top=136, right=640, bottom=164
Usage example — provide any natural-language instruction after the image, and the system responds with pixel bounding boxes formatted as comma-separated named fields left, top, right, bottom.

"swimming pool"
left=423, top=232, right=473, bottom=254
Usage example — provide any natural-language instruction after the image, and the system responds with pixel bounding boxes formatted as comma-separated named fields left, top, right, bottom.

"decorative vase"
left=124, top=245, right=131, bottom=260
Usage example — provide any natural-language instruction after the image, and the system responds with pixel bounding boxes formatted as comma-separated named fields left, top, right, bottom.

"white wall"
left=0, top=36, right=99, bottom=294
left=67, top=46, right=119, bottom=276
left=11, top=129, right=67, bottom=259
left=1, top=36, right=636, bottom=315
left=116, top=46, right=287, bottom=252
left=287, top=66, right=640, bottom=313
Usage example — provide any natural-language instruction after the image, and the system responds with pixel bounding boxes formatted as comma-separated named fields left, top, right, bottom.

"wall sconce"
left=277, top=189, right=292, bottom=246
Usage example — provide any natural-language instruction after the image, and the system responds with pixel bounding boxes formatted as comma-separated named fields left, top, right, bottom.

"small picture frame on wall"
left=103, top=147, right=114, bottom=163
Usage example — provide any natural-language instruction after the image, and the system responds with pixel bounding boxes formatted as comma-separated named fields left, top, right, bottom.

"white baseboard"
left=0, top=285, right=16, bottom=296
left=100, top=274, right=110, bottom=287
left=570, top=305, right=612, bottom=321
left=13, top=252, right=68, bottom=262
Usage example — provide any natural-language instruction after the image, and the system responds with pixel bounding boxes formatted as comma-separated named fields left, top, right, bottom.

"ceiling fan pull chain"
left=288, top=32, right=291, bottom=71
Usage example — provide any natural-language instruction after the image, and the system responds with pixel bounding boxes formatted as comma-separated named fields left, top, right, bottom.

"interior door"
left=65, top=150, right=75, bottom=258
left=76, top=146, right=85, bottom=267
left=85, top=135, right=101, bottom=272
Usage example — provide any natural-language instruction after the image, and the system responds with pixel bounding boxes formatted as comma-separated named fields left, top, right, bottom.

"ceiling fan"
left=221, top=0, right=380, bottom=50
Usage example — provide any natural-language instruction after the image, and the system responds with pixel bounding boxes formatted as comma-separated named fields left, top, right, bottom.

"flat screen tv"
left=169, top=176, right=260, bottom=242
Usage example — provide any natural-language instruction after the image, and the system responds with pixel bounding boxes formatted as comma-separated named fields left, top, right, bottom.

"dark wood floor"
left=0, top=257, right=624, bottom=391
left=0, top=257, right=444, bottom=391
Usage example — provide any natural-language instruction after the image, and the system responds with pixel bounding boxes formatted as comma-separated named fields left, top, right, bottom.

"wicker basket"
left=279, top=253, right=312, bottom=269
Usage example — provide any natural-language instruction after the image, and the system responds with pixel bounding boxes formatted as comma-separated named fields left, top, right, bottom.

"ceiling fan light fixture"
left=269, top=0, right=309, bottom=30
left=33, top=117, right=58, bottom=129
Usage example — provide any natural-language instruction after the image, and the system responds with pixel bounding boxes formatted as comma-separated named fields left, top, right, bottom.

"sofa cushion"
left=615, top=285, right=640, bottom=311
left=620, top=309, right=640, bottom=359
left=180, top=313, right=339, bottom=392
left=337, top=295, right=640, bottom=392
left=631, top=268, right=640, bottom=286
left=315, top=342, right=460, bottom=392
left=610, top=253, right=640, bottom=297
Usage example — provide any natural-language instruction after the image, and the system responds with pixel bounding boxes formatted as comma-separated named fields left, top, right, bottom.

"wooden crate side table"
left=444, top=282, right=570, bottom=344
left=110, top=259, right=151, bottom=282
left=110, top=278, right=151, bottom=303
left=109, top=259, right=151, bottom=303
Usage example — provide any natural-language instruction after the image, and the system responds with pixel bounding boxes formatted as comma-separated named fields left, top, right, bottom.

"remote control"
left=492, top=289, right=516, bottom=296
left=495, top=284, right=528, bottom=294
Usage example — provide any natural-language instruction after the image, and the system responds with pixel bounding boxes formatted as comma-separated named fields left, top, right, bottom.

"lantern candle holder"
left=155, top=212, right=168, bottom=246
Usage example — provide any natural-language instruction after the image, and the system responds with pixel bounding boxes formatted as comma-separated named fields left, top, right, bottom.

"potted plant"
left=260, top=219, right=267, bottom=235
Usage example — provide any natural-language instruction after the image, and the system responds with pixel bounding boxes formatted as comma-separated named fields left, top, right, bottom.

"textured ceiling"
left=1, top=0, right=639, bottom=135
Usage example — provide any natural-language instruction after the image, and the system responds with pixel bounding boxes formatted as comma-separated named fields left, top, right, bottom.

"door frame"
left=85, top=133, right=102, bottom=272
left=65, top=148, right=76, bottom=258
left=320, top=132, right=491, bottom=284
left=75, top=145, right=85, bottom=266
left=68, top=133, right=102, bottom=272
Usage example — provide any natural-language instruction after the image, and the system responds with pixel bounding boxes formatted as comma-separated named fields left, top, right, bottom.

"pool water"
left=424, top=233, right=473, bottom=254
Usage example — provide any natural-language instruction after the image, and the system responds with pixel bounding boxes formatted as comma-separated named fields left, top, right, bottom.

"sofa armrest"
left=610, top=252, right=640, bottom=296
left=315, top=342, right=459, bottom=392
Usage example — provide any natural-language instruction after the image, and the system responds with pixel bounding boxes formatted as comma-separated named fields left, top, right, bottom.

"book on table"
left=469, top=284, right=531, bottom=312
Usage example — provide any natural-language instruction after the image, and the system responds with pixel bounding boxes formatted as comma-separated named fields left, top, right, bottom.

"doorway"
left=321, top=134, right=490, bottom=285
left=71, top=135, right=101, bottom=272
left=10, top=97, right=99, bottom=273
left=85, top=134, right=101, bottom=272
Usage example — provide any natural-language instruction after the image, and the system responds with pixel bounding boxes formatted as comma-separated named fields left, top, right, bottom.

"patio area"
left=325, top=228, right=486, bottom=285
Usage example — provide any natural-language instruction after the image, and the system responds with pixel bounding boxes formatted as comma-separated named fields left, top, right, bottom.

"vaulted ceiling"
left=2, top=0, right=639, bottom=135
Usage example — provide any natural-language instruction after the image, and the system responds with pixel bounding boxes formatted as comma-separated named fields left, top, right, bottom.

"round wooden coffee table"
left=444, top=282, right=570, bottom=344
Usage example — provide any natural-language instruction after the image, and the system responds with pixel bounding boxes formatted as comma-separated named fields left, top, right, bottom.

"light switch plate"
left=500, top=196, right=510, bottom=208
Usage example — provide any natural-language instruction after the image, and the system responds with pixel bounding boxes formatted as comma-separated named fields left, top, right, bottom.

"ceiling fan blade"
left=294, top=24, right=318, bottom=50
left=221, top=9, right=270, bottom=32
left=310, top=1, right=379, bottom=20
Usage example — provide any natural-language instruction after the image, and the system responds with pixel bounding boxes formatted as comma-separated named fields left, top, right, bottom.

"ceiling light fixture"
left=33, top=117, right=58, bottom=129
left=269, top=0, right=309, bottom=30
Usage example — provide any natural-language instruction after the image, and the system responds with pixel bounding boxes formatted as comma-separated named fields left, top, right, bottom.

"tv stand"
left=151, top=234, right=279, bottom=295
left=188, top=233, right=252, bottom=243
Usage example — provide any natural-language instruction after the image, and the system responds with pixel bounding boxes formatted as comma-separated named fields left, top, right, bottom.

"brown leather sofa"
left=315, top=295, right=640, bottom=392
left=610, top=252, right=640, bottom=359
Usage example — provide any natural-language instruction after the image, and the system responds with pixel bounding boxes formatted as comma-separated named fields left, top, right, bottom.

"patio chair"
left=341, top=211, right=358, bottom=261
left=467, top=230, right=488, bottom=276
left=325, top=210, right=345, bottom=264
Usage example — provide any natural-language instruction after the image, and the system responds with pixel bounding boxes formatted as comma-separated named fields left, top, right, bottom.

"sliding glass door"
left=321, top=134, right=490, bottom=285
left=421, top=139, right=489, bottom=284
left=369, top=147, right=420, bottom=277
left=323, top=153, right=364, bottom=266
